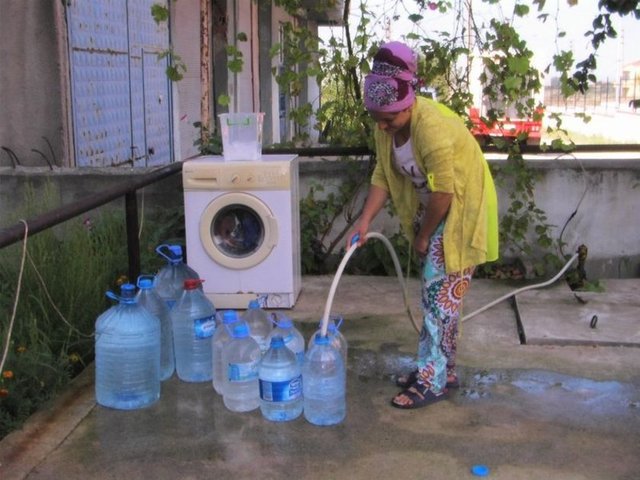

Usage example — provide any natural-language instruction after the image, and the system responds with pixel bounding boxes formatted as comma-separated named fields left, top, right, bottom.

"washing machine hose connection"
left=319, top=232, right=580, bottom=337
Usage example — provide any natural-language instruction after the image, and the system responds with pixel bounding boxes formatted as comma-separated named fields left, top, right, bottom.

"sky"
left=324, top=0, right=640, bottom=81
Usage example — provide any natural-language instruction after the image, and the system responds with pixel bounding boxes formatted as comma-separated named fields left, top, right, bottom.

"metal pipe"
left=125, top=191, right=141, bottom=281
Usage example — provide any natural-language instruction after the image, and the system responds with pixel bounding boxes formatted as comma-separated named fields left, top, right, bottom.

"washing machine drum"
left=199, top=193, right=278, bottom=270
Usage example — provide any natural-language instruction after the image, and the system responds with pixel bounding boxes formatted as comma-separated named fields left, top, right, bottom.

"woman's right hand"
left=346, top=220, right=369, bottom=249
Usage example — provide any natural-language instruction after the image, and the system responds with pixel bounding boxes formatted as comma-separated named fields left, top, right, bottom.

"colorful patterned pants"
left=415, top=222, right=474, bottom=393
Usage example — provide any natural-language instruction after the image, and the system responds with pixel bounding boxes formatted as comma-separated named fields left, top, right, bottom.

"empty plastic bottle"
left=95, top=283, right=161, bottom=410
left=307, top=315, right=348, bottom=365
left=222, top=323, right=261, bottom=412
left=258, top=335, right=303, bottom=422
left=266, top=313, right=305, bottom=366
left=303, top=333, right=346, bottom=426
left=212, top=310, right=239, bottom=394
left=137, top=275, right=175, bottom=381
left=242, top=300, right=273, bottom=354
left=171, top=279, right=216, bottom=382
left=154, top=244, right=200, bottom=310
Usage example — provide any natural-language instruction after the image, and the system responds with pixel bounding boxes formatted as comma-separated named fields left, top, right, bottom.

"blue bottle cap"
left=471, top=464, right=490, bottom=477
left=269, top=335, right=285, bottom=348
left=120, top=283, right=136, bottom=299
left=222, top=310, right=238, bottom=324
left=313, top=333, right=330, bottom=345
left=276, top=316, right=293, bottom=329
left=248, top=299, right=260, bottom=309
left=138, top=278, right=153, bottom=289
left=232, top=323, right=250, bottom=338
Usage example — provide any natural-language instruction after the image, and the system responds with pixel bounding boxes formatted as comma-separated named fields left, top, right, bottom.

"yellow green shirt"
left=371, top=97, right=499, bottom=273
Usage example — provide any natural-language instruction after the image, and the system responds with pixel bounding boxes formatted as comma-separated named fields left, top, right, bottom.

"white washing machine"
left=182, top=154, right=301, bottom=309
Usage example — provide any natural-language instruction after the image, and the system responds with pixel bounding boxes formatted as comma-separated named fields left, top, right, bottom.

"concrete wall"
left=1, top=154, right=639, bottom=279
left=0, top=1, right=71, bottom=168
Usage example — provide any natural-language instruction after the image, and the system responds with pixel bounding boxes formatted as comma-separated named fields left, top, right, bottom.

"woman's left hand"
left=413, top=234, right=429, bottom=258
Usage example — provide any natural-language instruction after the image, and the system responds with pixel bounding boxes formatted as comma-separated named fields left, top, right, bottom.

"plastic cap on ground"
left=471, top=464, right=490, bottom=477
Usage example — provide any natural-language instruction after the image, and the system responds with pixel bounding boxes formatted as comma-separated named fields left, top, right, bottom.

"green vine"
left=151, top=0, right=639, bottom=278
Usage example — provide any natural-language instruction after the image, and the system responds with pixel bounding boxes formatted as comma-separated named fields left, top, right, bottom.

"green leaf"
left=151, top=4, right=169, bottom=24
left=166, top=65, right=183, bottom=82
left=514, top=4, right=530, bottom=17
left=507, top=56, right=530, bottom=75
left=218, top=94, right=230, bottom=107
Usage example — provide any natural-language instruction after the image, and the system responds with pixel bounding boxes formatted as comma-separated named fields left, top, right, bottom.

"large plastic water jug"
left=258, top=335, right=303, bottom=422
left=95, top=283, right=161, bottom=410
left=266, top=313, right=305, bottom=366
left=222, top=323, right=261, bottom=412
left=137, top=275, right=175, bottom=381
left=154, top=244, right=200, bottom=310
left=303, top=333, right=346, bottom=426
left=242, top=300, right=273, bottom=354
left=171, top=279, right=216, bottom=382
left=211, top=310, right=239, bottom=394
left=307, top=315, right=348, bottom=365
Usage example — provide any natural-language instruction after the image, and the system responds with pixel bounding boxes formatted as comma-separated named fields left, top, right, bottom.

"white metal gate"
left=66, top=0, right=173, bottom=167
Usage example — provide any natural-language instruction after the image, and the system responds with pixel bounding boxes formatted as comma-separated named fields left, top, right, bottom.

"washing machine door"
left=199, top=192, right=278, bottom=270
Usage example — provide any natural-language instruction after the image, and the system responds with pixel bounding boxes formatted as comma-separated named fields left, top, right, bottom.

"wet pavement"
left=1, top=276, right=639, bottom=480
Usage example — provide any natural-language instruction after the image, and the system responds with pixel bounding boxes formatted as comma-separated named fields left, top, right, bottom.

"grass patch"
left=0, top=182, right=182, bottom=439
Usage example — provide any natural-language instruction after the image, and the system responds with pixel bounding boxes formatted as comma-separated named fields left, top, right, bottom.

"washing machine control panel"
left=183, top=156, right=296, bottom=191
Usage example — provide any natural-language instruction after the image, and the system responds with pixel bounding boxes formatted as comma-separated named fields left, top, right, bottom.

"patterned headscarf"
left=364, top=41, right=419, bottom=113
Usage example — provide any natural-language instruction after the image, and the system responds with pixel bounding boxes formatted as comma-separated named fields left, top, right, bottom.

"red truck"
left=469, top=107, right=543, bottom=146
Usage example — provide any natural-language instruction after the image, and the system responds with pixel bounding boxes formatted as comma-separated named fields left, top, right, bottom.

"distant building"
left=620, top=59, right=640, bottom=104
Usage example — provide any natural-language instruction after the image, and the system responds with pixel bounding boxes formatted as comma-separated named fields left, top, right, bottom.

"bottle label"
left=259, top=375, right=302, bottom=402
left=194, top=315, right=216, bottom=339
left=296, top=351, right=305, bottom=364
left=165, top=299, right=176, bottom=310
left=228, top=360, right=259, bottom=382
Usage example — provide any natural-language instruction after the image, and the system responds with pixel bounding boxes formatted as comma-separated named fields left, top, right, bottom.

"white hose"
left=462, top=252, right=579, bottom=322
left=319, top=232, right=580, bottom=336
left=320, top=232, right=421, bottom=337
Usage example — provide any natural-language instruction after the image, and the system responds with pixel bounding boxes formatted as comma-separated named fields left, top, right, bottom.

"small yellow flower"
left=16, top=345, right=27, bottom=353
left=0, top=388, right=8, bottom=397
left=69, top=353, right=81, bottom=364
left=116, top=275, right=129, bottom=286
left=2, top=371, right=14, bottom=379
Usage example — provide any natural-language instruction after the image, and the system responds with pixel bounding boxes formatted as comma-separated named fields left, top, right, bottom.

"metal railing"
left=0, top=162, right=183, bottom=281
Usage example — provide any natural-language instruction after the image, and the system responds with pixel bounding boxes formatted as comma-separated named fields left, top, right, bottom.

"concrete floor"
left=1, top=276, right=639, bottom=480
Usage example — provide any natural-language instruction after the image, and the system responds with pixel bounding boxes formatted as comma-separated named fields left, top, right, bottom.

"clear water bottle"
left=307, top=315, right=348, bottom=365
left=266, top=313, right=305, bottom=367
left=95, top=283, right=161, bottom=410
left=259, top=335, right=303, bottom=422
left=171, top=279, right=216, bottom=382
left=154, top=244, right=200, bottom=310
left=242, top=300, right=273, bottom=354
left=222, top=323, right=261, bottom=412
left=211, top=310, right=239, bottom=394
left=137, top=275, right=175, bottom=381
left=303, top=333, right=346, bottom=426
